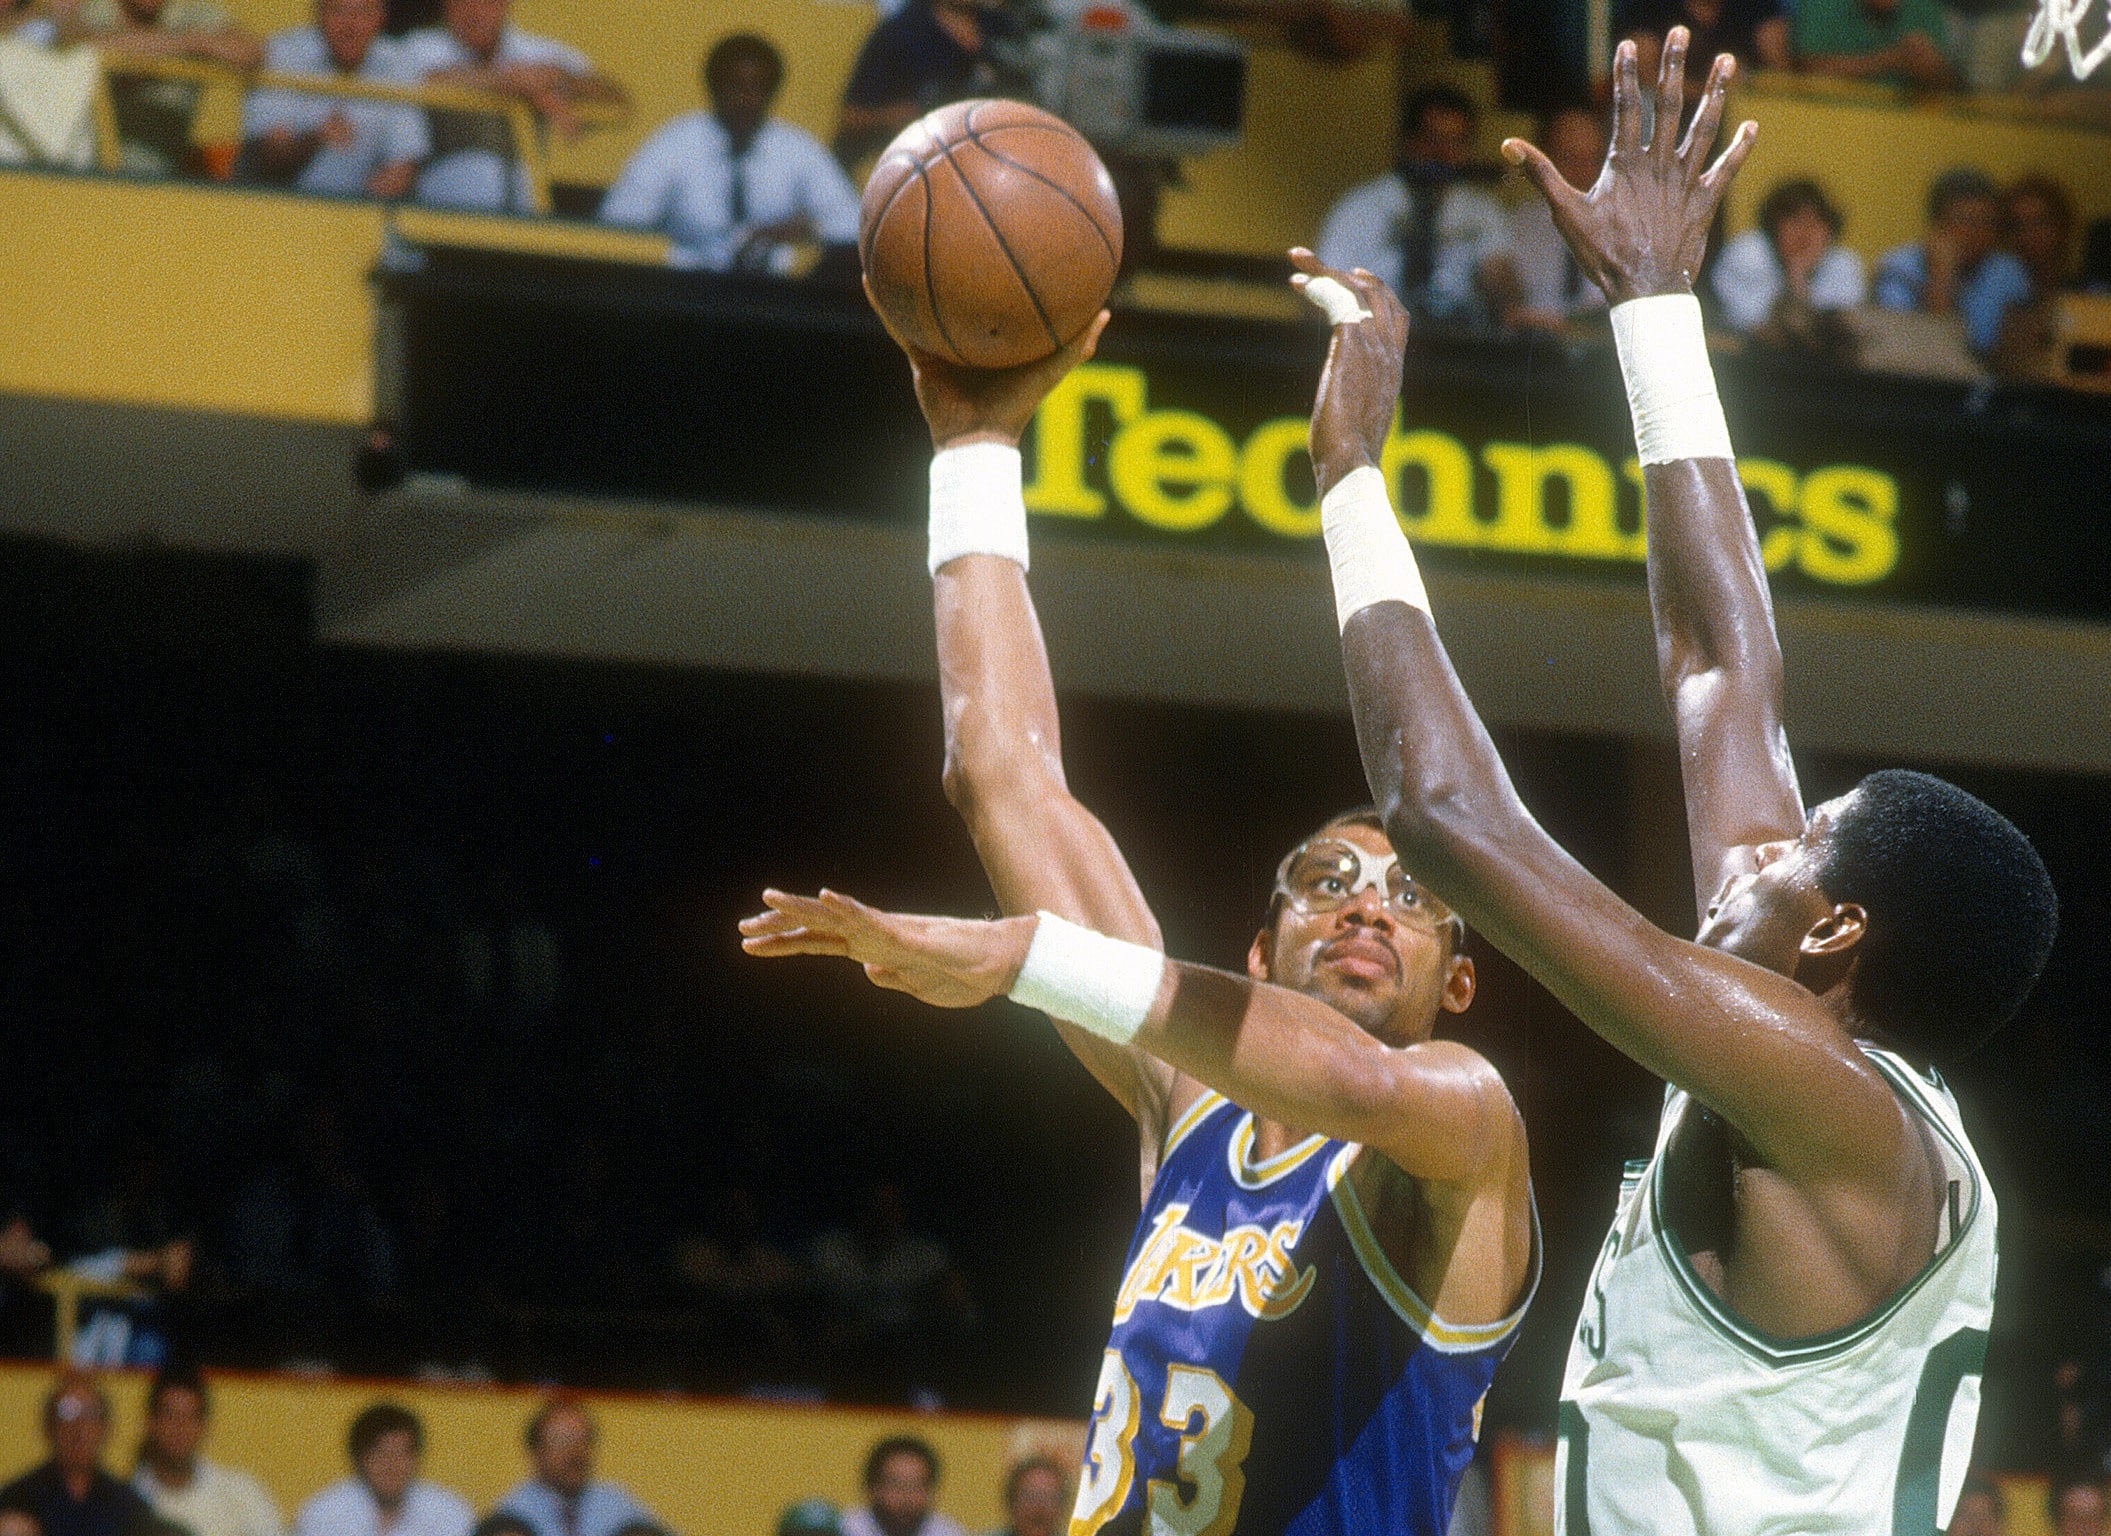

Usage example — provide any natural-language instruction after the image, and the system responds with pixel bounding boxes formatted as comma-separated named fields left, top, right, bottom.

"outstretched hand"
left=1501, top=28, right=1757, bottom=303
left=866, top=284, right=1111, bottom=451
left=1288, top=249, right=1409, bottom=496
left=739, top=888, right=1035, bottom=1009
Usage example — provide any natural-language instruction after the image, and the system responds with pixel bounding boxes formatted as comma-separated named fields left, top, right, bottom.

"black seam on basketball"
left=861, top=157, right=921, bottom=273
left=918, top=160, right=967, bottom=366
left=934, top=138, right=1062, bottom=353
left=963, top=125, right=1120, bottom=268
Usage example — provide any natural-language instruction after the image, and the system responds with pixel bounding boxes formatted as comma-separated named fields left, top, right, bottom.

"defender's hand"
left=740, top=888, right=1035, bottom=1009
left=1289, top=249, right=1407, bottom=496
left=1501, top=28, right=1756, bottom=303
left=866, top=284, right=1110, bottom=450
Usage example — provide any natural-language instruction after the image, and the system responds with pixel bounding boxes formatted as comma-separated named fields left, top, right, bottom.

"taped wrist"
left=1610, top=294, right=1733, bottom=466
left=1007, top=912, right=1165, bottom=1045
left=928, top=443, right=1029, bottom=576
left=1320, top=465, right=1429, bottom=631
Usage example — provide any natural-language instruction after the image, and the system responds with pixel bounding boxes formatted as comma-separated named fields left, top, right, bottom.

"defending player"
left=744, top=290, right=1538, bottom=1531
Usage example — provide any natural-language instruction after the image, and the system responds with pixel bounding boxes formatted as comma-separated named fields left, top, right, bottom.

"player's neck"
left=1251, top=1116, right=1317, bottom=1160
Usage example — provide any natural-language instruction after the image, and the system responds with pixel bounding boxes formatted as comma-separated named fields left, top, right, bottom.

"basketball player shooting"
left=744, top=211, right=1537, bottom=1533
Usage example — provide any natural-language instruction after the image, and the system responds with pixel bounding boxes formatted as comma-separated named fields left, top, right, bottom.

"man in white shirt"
left=1506, top=105, right=1610, bottom=330
left=131, top=1367, right=282, bottom=1536
left=838, top=1439, right=966, bottom=1536
left=490, top=1401, right=658, bottom=1536
left=1315, top=84, right=1523, bottom=331
left=397, top=0, right=625, bottom=213
left=292, top=1404, right=472, bottom=1536
left=599, top=33, right=859, bottom=274
left=240, top=0, right=426, bottom=199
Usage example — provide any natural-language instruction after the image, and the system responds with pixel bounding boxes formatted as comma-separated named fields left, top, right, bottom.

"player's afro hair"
left=1817, top=770, right=2056, bottom=1066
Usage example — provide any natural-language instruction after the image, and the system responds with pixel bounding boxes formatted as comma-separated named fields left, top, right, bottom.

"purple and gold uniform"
left=1071, top=1092, right=1538, bottom=1536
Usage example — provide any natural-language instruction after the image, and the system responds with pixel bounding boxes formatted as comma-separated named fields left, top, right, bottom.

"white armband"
left=1007, top=912, right=1165, bottom=1045
left=1609, top=294, right=1734, bottom=467
left=928, top=442, right=1030, bottom=576
left=1320, top=465, right=1429, bottom=631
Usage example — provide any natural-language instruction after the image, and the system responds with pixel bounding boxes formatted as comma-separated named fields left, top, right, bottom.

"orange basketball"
left=860, top=99, right=1124, bottom=370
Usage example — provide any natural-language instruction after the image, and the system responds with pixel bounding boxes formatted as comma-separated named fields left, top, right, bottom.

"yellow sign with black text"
left=1023, top=363, right=1900, bottom=587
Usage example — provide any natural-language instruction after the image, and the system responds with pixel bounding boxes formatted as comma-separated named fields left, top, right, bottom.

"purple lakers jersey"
left=1070, top=1091, right=1538, bottom=1536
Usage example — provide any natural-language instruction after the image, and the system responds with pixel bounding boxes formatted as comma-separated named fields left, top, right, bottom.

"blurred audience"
left=1793, top=0, right=1957, bottom=87
left=986, top=1459, right=1064, bottom=1536
left=834, top=0, right=1009, bottom=167
left=131, top=1368, right=282, bottom=1536
left=492, top=1400, right=656, bottom=1536
left=1623, top=0, right=1790, bottom=85
left=1949, top=1474, right=2006, bottom=1536
left=227, top=1103, right=399, bottom=1302
left=840, top=1439, right=963, bottom=1536
left=2053, top=1475, right=2111, bottom=1536
left=398, top=0, right=625, bottom=213
left=1505, top=105, right=1611, bottom=330
left=811, top=1184, right=976, bottom=1398
left=1993, top=173, right=2081, bottom=379
left=0, top=1377, right=155, bottom=1536
left=598, top=33, right=858, bottom=274
left=775, top=1504, right=840, bottom=1536
left=291, top=1405, right=471, bottom=1536
left=1315, top=85, right=1522, bottom=331
left=1876, top=168, right=2033, bottom=353
left=4, top=0, right=57, bottom=43
left=238, top=0, right=425, bottom=199
left=61, top=0, right=262, bottom=176
left=1711, top=178, right=1866, bottom=354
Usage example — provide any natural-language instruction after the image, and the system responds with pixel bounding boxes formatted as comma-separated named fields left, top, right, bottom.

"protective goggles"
left=1272, top=837, right=1442, bottom=925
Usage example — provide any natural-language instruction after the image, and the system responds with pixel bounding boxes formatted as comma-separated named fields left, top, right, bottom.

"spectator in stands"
left=840, top=1439, right=963, bottom=1536
left=1876, top=168, right=2033, bottom=355
left=775, top=1503, right=839, bottom=1536
left=2054, top=1476, right=2110, bottom=1536
left=492, top=1400, right=656, bottom=1536
left=292, top=1404, right=471, bottom=1536
left=227, top=1102, right=399, bottom=1302
left=986, top=1460, right=1064, bottom=1536
left=131, top=1368, right=281, bottom=1536
left=1505, top=105, right=1610, bottom=330
left=833, top=0, right=1008, bottom=167
left=598, top=34, right=859, bottom=275
left=238, top=0, right=427, bottom=199
left=1710, top=178, right=1866, bottom=354
left=1622, top=0, right=1789, bottom=86
left=398, top=0, right=626, bottom=213
left=0, top=1510, right=40, bottom=1536
left=1949, top=1475, right=2005, bottom=1536
left=810, top=1183, right=976, bottom=1397
left=1315, top=84, right=1523, bottom=332
left=0, top=1376, right=155, bottom=1536
left=467, top=1516, right=529, bottom=1536
left=1993, top=174, right=2080, bottom=379
left=60, top=0, right=263, bottom=176
left=4, top=0, right=58, bottom=44
left=1793, top=0, right=1957, bottom=88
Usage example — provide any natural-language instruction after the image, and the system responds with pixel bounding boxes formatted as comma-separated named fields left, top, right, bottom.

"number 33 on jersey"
left=1071, top=1092, right=1538, bottom=1536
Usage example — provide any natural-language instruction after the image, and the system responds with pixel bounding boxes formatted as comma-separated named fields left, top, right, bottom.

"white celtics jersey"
left=1555, top=1046, right=1995, bottom=1536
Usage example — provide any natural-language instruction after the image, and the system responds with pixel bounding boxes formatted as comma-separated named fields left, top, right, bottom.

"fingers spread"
left=1611, top=40, right=1643, bottom=161
left=1502, top=136, right=1584, bottom=215
left=1680, top=53, right=1735, bottom=167
left=1700, top=119, right=1758, bottom=195
left=1656, top=28, right=1688, bottom=158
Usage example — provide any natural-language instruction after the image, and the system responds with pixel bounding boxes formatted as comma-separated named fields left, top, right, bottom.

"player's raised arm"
left=1292, top=253, right=1922, bottom=1207
left=740, top=891, right=1516, bottom=1190
left=879, top=308, right=1183, bottom=1163
left=1504, top=32, right=1799, bottom=926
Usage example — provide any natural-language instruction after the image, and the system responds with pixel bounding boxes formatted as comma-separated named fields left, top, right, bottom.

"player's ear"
left=1439, top=952, right=1476, bottom=1014
left=1800, top=903, right=1867, bottom=958
left=1247, top=929, right=1273, bottom=983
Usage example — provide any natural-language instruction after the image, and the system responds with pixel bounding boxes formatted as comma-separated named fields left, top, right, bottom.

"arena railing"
left=86, top=53, right=628, bottom=215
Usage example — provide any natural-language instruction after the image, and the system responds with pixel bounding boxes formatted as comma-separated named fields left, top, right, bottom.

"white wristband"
left=1320, top=465, right=1429, bottom=631
left=928, top=443, right=1030, bottom=576
left=1609, top=294, right=1734, bottom=467
left=1007, top=912, right=1165, bottom=1045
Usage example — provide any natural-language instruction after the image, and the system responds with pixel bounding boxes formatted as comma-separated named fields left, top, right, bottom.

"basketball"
left=859, top=99, right=1124, bottom=371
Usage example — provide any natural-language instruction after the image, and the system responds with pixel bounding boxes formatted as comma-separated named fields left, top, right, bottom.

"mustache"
left=1317, top=932, right=1401, bottom=980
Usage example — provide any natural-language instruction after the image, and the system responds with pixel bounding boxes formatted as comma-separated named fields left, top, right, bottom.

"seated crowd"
left=0, top=1375, right=1069, bottom=1536
left=1, top=0, right=2101, bottom=382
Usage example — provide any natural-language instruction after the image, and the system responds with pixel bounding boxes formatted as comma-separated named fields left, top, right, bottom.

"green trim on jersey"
left=1892, top=1327, right=1990, bottom=1536
left=1646, top=1049, right=1984, bottom=1368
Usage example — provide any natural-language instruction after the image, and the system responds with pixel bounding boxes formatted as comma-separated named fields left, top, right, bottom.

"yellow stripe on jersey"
left=1163, top=1092, right=1229, bottom=1161
left=1227, top=1114, right=1332, bottom=1188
